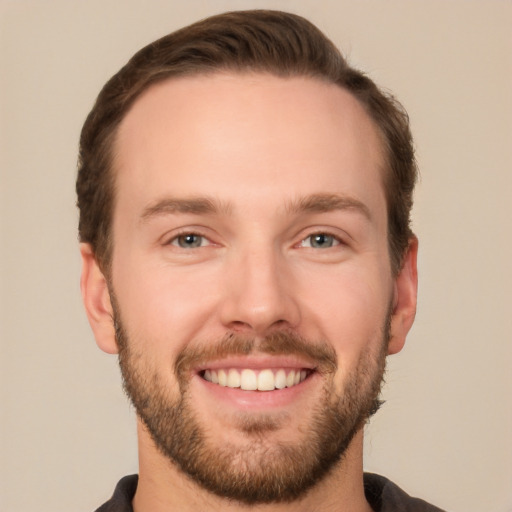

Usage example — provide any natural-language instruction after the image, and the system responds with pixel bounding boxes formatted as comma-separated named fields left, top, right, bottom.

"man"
left=77, top=9, right=444, bottom=512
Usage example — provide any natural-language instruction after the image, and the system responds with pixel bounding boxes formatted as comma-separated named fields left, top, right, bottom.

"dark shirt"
left=95, top=473, right=446, bottom=511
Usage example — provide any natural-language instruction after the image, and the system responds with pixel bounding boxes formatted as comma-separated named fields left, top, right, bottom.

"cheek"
left=112, top=257, right=222, bottom=353
left=297, top=263, right=392, bottom=351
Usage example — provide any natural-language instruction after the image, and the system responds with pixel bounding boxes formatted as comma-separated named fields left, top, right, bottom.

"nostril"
left=229, top=320, right=253, bottom=333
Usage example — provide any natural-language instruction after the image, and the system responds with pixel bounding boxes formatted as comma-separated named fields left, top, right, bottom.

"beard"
left=113, top=301, right=389, bottom=505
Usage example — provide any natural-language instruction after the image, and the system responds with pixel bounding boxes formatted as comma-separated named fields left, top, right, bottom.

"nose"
left=219, top=246, right=301, bottom=335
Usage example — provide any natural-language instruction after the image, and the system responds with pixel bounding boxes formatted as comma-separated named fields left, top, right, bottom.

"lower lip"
left=193, top=372, right=319, bottom=411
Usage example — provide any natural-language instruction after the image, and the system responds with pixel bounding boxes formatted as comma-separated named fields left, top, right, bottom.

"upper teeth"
left=203, top=368, right=308, bottom=391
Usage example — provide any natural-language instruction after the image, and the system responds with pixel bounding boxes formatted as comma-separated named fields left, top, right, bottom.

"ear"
left=79, top=243, right=118, bottom=354
left=388, top=237, right=418, bottom=355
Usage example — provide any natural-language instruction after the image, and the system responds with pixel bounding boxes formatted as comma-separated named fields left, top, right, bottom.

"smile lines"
left=202, top=368, right=310, bottom=391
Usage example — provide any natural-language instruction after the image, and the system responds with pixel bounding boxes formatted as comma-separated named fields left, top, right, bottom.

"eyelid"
left=171, top=233, right=209, bottom=248
left=295, top=227, right=349, bottom=247
left=299, top=232, right=342, bottom=248
left=162, top=227, right=214, bottom=247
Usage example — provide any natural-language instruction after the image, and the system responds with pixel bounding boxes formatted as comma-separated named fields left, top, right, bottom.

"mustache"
left=175, top=331, right=338, bottom=379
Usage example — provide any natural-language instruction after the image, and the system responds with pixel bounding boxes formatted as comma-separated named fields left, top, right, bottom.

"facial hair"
left=113, top=303, right=389, bottom=505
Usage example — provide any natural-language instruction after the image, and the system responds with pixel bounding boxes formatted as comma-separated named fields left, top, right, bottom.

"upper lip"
left=194, top=354, right=317, bottom=373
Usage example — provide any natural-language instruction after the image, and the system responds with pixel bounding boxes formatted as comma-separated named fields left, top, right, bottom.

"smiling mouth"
left=201, top=368, right=312, bottom=391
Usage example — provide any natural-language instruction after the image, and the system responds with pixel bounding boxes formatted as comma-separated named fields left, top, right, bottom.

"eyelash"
left=299, top=232, right=342, bottom=249
left=164, top=230, right=345, bottom=250
left=165, top=226, right=346, bottom=254
left=166, top=231, right=211, bottom=249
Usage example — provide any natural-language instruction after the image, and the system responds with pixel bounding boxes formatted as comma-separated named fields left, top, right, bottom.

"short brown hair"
left=77, top=9, right=417, bottom=275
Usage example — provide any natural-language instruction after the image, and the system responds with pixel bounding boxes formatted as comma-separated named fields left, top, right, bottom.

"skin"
left=80, top=73, right=418, bottom=512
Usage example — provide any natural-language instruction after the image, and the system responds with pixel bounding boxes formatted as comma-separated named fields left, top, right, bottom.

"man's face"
left=89, top=73, right=415, bottom=503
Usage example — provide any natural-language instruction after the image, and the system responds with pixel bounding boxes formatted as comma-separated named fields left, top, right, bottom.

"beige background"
left=1, top=1, right=511, bottom=511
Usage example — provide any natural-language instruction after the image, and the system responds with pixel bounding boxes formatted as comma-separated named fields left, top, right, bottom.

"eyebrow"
left=285, top=193, right=371, bottom=220
left=140, top=192, right=371, bottom=222
left=140, top=196, right=231, bottom=222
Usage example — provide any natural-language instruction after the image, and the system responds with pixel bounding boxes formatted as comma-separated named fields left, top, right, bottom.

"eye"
left=170, top=233, right=208, bottom=248
left=301, top=233, right=340, bottom=249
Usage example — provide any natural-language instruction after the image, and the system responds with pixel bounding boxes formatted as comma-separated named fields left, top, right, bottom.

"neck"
left=132, top=419, right=373, bottom=512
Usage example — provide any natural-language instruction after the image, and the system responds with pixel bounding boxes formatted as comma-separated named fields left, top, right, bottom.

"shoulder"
left=94, top=475, right=138, bottom=512
left=364, top=473, right=447, bottom=512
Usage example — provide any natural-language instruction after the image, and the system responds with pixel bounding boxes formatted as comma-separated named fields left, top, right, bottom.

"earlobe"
left=388, top=237, right=418, bottom=355
left=79, top=243, right=119, bottom=354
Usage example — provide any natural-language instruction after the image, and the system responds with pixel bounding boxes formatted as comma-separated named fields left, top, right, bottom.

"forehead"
left=113, top=72, right=386, bottom=217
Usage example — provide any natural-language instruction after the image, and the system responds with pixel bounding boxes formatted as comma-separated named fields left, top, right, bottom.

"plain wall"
left=1, top=1, right=511, bottom=511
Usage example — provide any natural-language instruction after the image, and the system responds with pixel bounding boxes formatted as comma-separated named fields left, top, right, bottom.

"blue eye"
left=172, top=234, right=206, bottom=248
left=303, top=233, right=339, bottom=248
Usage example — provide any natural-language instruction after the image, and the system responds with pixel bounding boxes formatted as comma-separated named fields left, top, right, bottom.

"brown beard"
left=113, top=301, right=389, bottom=504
